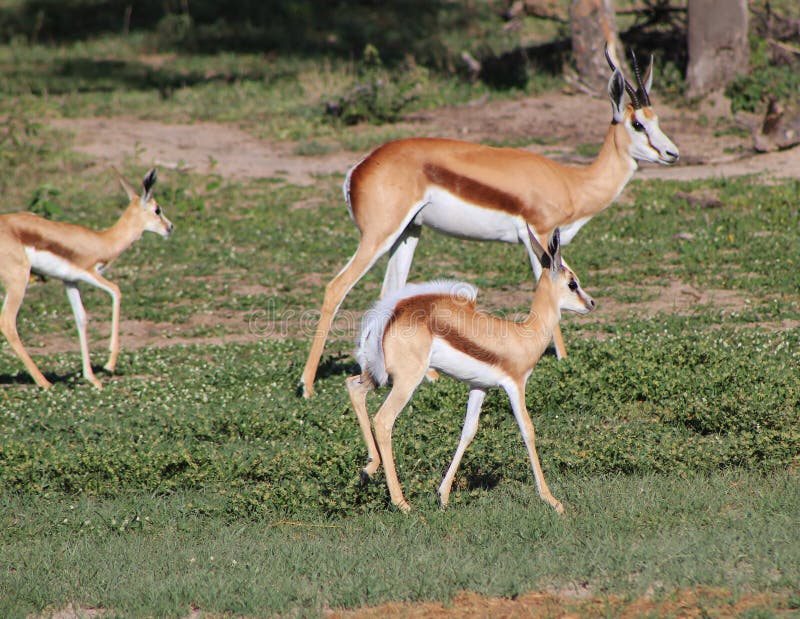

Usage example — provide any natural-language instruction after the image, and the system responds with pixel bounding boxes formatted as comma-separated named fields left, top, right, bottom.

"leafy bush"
left=1, top=326, right=797, bottom=519
left=326, top=44, right=429, bottom=125
left=725, top=39, right=800, bottom=113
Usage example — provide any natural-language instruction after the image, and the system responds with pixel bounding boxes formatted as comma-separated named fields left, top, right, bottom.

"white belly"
left=25, top=247, right=88, bottom=282
left=430, top=337, right=506, bottom=390
left=417, top=188, right=524, bottom=244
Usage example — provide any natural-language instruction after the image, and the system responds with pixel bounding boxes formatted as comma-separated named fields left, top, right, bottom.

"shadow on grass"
left=5, top=56, right=279, bottom=98
left=0, top=1, right=452, bottom=61
left=0, top=369, right=64, bottom=387
left=295, top=352, right=359, bottom=397
left=0, top=363, right=120, bottom=388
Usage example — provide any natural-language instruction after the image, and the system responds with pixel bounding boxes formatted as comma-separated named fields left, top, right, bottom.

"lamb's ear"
left=114, top=167, right=139, bottom=201
left=608, top=69, right=626, bottom=123
left=142, top=168, right=157, bottom=203
left=527, top=225, right=551, bottom=270
left=547, top=228, right=562, bottom=271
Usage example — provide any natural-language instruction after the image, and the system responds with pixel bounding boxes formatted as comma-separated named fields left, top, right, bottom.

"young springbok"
left=0, top=168, right=173, bottom=389
left=302, top=45, right=677, bottom=397
left=346, top=227, right=595, bottom=513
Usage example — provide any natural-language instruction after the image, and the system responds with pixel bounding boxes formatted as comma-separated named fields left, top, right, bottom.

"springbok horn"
left=605, top=43, right=641, bottom=109
left=629, top=48, right=651, bottom=107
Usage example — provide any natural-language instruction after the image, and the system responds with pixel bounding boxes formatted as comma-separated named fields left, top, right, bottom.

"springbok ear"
left=527, top=225, right=551, bottom=270
left=142, top=168, right=157, bottom=203
left=114, top=167, right=139, bottom=201
left=608, top=70, right=626, bottom=123
left=548, top=228, right=562, bottom=271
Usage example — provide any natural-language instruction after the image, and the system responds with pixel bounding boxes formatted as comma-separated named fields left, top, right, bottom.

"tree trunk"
left=687, top=0, right=749, bottom=97
left=570, top=0, right=622, bottom=92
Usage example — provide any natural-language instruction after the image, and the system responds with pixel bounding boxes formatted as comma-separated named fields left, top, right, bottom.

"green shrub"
left=326, top=44, right=428, bottom=125
left=725, top=39, right=800, bottom=113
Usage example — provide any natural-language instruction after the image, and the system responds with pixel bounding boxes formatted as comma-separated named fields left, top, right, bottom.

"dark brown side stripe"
left=17, top=228, right=79, bottom=263
left=423, top=163, right=524, bottom=215
left=431, top=323, right=502, bottom=367
left=385, top=293, right=502, bottom=368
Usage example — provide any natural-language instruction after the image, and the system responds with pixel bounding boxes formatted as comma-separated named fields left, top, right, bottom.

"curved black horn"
left=625, top=81, right=641, bottom=109
left=629, top=48, right=651, bottom=107
left=604, top=43, right=617, bottom=71
left=606, top=43, right=641, bottom=109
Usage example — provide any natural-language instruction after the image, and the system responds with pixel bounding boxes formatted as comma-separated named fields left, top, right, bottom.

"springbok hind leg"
left=346, top=374, right=381, bottom=480
left=371, top=369, right=427, bottom=513
left=0, top=270, right=51, bottom=388
left=301, top=239, right=387, bottom=399
left=380, top=224, right=420, bottom=298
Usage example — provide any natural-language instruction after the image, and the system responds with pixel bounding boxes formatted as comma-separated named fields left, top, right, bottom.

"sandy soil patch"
left=47, top=91, right=800, bottom=187
left=329, top=587, right=793, bottom=619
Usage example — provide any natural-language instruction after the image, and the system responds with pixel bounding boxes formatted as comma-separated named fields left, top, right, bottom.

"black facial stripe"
left=633, top=115, right=660, bottom=154
left=644, top=129, right=660, bottom=154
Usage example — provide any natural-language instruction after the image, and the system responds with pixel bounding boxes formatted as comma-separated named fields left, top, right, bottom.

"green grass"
left=2, top=471, right=797, bottom=617
left=0, top=165, right=798, bottom=614
left=0, top=16, right=799, bottom=617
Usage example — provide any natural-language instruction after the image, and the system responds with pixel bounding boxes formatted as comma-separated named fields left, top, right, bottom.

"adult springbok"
left=301, top=46, right=677, bottom=397
left=0, top=168, right=173, bottom=389
left=347, top=227, right=594, bottom=513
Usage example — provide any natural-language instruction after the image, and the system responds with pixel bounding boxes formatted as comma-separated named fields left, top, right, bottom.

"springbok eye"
left=154, top=206, right=161, bottom=215
left=631, top=119, right=645, bottom=133
left=568, top=280, right=578, bottom=292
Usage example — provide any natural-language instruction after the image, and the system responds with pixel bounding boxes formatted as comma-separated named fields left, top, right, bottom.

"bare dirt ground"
left=41, top=90, right=800, bottom=353
left=31, top=94, right=800, bottom=617
left=328, top=587, right=796, bottom=618
left=48, top=90, right=800, bottom=186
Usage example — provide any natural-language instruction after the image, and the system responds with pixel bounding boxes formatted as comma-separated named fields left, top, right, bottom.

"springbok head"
left=528, top=227, right=596, bottom=315
left=605, top=44, right=679, bottom=166
left=117, top=168, right=174, bottom=238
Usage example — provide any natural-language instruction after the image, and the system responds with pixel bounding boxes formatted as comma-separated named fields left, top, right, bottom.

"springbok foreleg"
left=437, top=387, right=486, bottom=507
left=504, top=380, right=563, bottom=514
left=65, top=283, right=102, bottom=389
left=82, top=273, right=122, bottom=374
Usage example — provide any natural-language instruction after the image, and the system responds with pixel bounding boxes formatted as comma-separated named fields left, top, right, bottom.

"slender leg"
left=0, top=272, right=52, bottom=388
left=381, top=225, right=440, bottom=382
left=371, top=370, right=426, bottom=513
left=65, top=283, right=102, bottom=389
left=438, top=387, right=486, bottom=507
left=301, top=239, right=389, bottom=398
left=85, top=273, right=121, bottom=373
left=504, top=380, right=563, bottom=513
left=346, top=373, right=381, bottom=480
left=380, top=225, right=421, bottom=298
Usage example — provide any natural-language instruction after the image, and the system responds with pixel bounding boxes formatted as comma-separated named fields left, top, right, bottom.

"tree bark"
left=687, top=0, right=749, bottom=97
left=570, top=0, right=622, bottom=92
